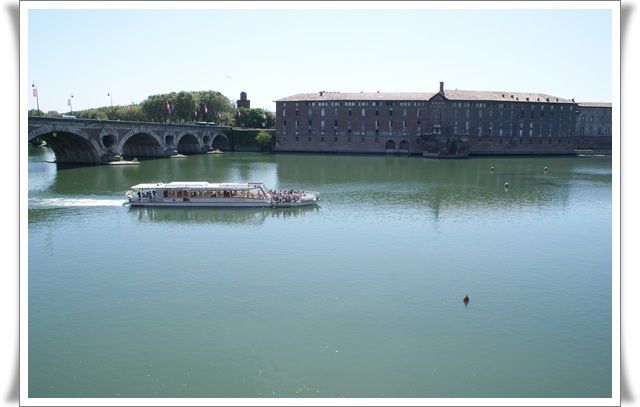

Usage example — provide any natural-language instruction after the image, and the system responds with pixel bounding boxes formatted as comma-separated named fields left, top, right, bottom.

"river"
left=28, top=146, right=612, bottom=398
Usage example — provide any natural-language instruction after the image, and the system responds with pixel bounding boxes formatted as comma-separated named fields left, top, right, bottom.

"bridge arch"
left=211, top=133, right=229, bottom=150
left=118, top=127, right=166, bottom=158
left=99, top=128, right=119, bottom=150
left=399, top=140, right=410, bottom=151
left=176, top=132, right=203, bottom=154
left=28, top=125, right=102, bottom=164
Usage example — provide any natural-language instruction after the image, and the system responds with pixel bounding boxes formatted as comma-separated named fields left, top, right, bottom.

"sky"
left=27, top=4, right=613, bottom=114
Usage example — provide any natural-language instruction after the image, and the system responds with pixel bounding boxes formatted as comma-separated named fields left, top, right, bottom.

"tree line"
left=28, top=90, right=276, bottom=129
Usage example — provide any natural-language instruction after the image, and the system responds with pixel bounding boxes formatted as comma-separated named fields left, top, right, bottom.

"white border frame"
left=19, top=1, right=621, bottom=406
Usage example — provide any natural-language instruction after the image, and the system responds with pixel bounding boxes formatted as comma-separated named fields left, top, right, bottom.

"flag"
left=67, top=99, right=71, bottom=107
left=237, top=110, right=241, bottom=117
left=217, top=112, right=222, bottom=119
left=166, top=102, right=171, bottom=113
left=32, top=88, right=37, bottom=97
left=128, top=104, right=132, bottom=113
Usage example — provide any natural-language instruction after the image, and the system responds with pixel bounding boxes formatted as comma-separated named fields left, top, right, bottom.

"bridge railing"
left=27, top=116, right=232, bottom=130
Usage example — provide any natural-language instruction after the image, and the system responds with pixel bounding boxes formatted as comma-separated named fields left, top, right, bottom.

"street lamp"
left=107, top=92, right=113, bottom=119
left=32, top=83, right=40, bottom=112
left=68, top=94, right=74, bottom=114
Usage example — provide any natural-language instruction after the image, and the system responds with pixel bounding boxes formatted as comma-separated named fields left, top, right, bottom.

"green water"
left=28, top=147, right=612, bottom=398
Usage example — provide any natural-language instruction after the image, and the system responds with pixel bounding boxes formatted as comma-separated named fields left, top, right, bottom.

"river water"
left=27, top=146, right=612, bottom=398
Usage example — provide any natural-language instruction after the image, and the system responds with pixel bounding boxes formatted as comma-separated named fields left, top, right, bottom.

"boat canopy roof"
left=130, top=181, right=266, bottom=190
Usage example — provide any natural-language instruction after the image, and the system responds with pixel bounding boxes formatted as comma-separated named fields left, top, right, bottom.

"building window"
left=375, top=110, right=379, bottom=116
left=320, top=120, right=325, bottom=129
left=389, top=109, right=393, bottom=116
left=334, top=120, right=338, bottom=127
left=349, top=109, right=352, bottom=116
left=295, top=109, right=299, bottom=116
left=295, top=136, right=299, bottom=142
left=321, top=108, right=325, bottom=116
left=320, top=137, right=324, bottom=142
left=361, top=109, right=366, bottom=117
left=308, top=120, right=312, bottom=126
left=308, top=137, right=312, bottom=142
left=417, top=109, right=422, bottom=117
left=333, top=136, right=338, bottom=142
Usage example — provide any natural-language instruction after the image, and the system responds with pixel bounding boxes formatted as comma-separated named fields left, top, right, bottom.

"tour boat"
left=125, top=181, right=319, bottom=208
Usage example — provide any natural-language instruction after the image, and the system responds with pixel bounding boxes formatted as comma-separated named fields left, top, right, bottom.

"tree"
left=29, top=109, right=45, bottom=117
left=255, top=130, right=273, bottom=151
left=173, top=91, right=196, bottom=123
left=235, top=108, right=275, bottom=128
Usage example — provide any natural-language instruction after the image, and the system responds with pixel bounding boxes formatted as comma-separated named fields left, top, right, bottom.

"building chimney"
left=439, top=81, right=444, bottom=94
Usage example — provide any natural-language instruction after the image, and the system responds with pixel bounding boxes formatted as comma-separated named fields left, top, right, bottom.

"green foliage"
left=255, top=130, right=273, bottom=146
left=29, top=109, right=45, bottom=117
left=235, top=107, right=275, bottom=128
left=42, top=90, right=238, bottom=124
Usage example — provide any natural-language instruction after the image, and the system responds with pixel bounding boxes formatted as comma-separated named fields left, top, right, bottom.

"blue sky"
left=27, top=6, right=613, bottom=113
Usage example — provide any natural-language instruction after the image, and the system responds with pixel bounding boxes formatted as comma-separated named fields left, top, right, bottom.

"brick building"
left=274, top=82, right=612, bottom=156
left=575, top=102, right=613, bottom=150
left=237, top=91, right=250, bottom=109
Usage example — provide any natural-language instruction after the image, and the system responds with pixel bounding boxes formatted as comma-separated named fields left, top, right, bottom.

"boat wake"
left=29, top=198, right=128, bottom=208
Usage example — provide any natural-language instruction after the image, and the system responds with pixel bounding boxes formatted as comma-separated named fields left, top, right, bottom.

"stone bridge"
left=28, top=116, right=232, bottom=165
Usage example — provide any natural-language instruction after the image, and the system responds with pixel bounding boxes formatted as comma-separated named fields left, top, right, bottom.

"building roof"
left=577, top=102, right=612, bottom=108
left=274, top=92, right=436, bottom=102
left=275, top=89, right=574, bottom=104
left=442, top=89, right=573, bottom=103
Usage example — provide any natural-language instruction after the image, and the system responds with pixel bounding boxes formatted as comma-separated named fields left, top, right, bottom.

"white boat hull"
left=128, top=199, right=273, bottom=208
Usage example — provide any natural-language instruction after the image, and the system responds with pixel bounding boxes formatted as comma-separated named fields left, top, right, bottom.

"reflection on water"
left=131, top=205, right=320, bottom=224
